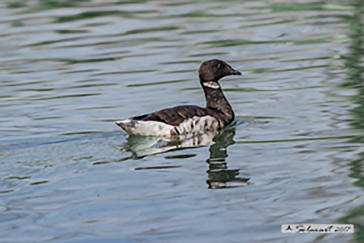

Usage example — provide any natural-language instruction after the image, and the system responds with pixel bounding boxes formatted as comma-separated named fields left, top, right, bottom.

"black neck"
left=200, top=80, right=234, bottom=121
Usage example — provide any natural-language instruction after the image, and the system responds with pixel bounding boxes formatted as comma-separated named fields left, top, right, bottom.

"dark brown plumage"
left=116, top=59, right=241, bottom=136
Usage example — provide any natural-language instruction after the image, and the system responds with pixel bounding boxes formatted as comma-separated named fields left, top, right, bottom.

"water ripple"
left=1, top=0, right=363, bottom=242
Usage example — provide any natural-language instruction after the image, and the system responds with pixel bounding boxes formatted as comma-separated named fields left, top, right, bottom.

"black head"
left=198, top=59, right=241, bottom=82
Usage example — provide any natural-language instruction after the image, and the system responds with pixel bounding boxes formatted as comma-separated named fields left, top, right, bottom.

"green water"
left=337, top=0, right=364, bottom=242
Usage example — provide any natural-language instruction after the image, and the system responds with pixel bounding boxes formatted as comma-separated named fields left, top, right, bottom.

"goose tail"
left=116, top=118, right=174, bottom=136
left=116, top=119, right=135, bottom=134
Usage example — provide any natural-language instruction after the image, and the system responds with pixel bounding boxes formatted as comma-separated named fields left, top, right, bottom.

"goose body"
left=116, top=59, right=241, bottom=137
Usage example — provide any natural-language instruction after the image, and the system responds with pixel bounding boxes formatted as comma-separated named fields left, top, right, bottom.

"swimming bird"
left=116, top=59, right=241, bottom=137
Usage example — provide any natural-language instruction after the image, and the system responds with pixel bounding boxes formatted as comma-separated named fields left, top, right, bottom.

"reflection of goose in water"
left=122, top=130, right=218, bottom=159
left=122, top=121, right=250, bottom=189
left=206, top=127, right=250, bottom=189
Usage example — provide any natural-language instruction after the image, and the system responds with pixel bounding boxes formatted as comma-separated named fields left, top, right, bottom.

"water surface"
left=1, top=0, right=364, bottom=242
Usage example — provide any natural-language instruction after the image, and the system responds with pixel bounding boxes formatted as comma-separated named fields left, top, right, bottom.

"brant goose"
left=116, top=59, right=241, bottom=137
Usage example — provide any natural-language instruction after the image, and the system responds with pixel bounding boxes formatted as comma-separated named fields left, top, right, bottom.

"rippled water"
left=2, top=0, right=364, bottom=242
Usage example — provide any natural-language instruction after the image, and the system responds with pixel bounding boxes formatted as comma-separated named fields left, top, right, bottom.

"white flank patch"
left=116, top=115, right=220, bottom=137
left=116, top=119, right=175, bottom=136
left=202, top=81, right=220, bottom=89
left=174, top=115, right=219, bottom=135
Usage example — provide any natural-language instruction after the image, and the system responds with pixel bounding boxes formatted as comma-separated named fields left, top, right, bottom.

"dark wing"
left=133, top=105, right=211, bottom=126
